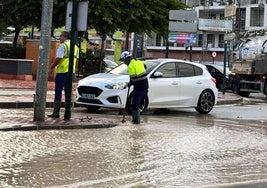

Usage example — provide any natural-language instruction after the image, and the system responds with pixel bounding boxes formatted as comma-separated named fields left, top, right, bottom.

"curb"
left=0, top=123, right=117, bottom=131
left=0, top=102, right=83, bottom=109
left=216, top=97, right=243, bottom=105
left=0, top=95, right=243, bottom=109
left=0, top=116, right=118, bottom=131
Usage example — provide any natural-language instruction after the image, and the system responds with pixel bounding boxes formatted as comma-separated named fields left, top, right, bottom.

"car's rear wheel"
left=195, top=90, right=215, bottom=114
left=125, top=94, right=148, bottom=115
left=86, top=105, right=101, bottom=112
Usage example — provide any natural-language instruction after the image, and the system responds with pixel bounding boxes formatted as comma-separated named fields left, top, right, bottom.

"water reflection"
left=0, top=110, right=267, bottom=187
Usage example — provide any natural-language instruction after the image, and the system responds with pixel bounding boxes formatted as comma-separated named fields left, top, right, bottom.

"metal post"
left=125, top=32, right=129, bottom=51
left=64, top=0, right=78, bottom=120
left=165, top=39, right=169, bottom=58
left=189, top=44, right=192, bottom=61
left=223, top=41, right=227, bottom=95
left=33, top=0, right=53, bottom=122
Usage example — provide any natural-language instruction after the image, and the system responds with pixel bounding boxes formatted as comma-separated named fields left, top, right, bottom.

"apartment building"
left=144, top=0, right=267, bottom=63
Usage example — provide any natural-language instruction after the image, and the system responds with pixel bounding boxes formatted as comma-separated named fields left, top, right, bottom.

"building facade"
left=144, top=0, right=267, bottom=63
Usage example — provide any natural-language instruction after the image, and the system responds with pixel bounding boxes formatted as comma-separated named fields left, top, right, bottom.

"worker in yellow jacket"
left=48, top=31, right=79, bottom=119
left=120, top=51, right=148, bottom=124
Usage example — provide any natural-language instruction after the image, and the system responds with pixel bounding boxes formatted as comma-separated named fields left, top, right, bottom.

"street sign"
left=225, top=4, right=236, bottom=18
left=199, top=19, right=233, bottom=32
left=169, top=22, right=197, bottom=33
left=168, top=10, right=197, bottom=33
left=169, top=10, right=197, bottom=21
left=66, top=1, right=89, bottom=31
left=168, top=32, right=196, bottom=44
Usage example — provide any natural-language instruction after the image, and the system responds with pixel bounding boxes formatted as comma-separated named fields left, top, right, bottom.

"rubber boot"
left=132, top=110, right=140, bottom=124
left=48, top=100, right=61, bottom=118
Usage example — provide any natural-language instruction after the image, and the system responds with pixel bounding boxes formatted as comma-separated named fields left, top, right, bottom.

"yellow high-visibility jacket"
left=56, top=41, right=79, bottom=73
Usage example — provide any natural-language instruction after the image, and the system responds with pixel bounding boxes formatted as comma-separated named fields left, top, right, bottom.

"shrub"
left=77, top=48, right=106, bottom=78
left=0, top=44, right=26, bottom=59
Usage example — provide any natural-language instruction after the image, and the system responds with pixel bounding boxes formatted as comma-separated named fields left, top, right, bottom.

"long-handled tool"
left=121, top=85, right=130, bottom=123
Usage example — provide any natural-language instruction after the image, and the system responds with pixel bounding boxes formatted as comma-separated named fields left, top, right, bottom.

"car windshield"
left=109, top=60, right=160, bottom=75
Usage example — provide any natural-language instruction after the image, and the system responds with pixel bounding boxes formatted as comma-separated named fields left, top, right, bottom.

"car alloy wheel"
left=195, top=90, right=214, bottom=114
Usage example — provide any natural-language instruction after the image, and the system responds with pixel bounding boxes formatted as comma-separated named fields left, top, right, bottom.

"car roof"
left=144, top=58, right=207, bottom=68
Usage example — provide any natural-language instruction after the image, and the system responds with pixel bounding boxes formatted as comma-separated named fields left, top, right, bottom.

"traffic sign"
left=168, top=10, right=197, bottom=33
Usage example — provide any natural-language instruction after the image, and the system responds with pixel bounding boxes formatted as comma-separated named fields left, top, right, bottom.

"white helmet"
left=120, top=51, right=132, bottom=61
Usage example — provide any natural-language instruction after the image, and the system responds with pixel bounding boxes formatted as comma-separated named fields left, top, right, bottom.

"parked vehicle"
left=204, top=64, right=232, bottom=91
left=75, top=59, right=218, bottom=114
left=229, top=30, right=267, bottom=97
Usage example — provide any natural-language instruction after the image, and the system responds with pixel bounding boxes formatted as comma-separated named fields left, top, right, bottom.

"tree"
left=0, top=0, right=42, bottom=46
left=119, top=0, right=187, bottom=39
left=88, top=0, right=187, bottom=39
left=0, top=0, right=67, bottom=44
left=87, top=0, right=187, bottom=63
left=0, top=0, right=187, bottom=45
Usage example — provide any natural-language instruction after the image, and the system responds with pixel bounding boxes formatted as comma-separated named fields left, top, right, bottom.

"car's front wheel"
left=195, top=90, right=215, bottom=114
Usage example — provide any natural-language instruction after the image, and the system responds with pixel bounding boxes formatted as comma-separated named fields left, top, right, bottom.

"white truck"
left=229, top=31, right=267, bottom=97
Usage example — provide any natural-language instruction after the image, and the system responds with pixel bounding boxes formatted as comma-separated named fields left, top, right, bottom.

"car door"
left=176, top=62, right=204, bottom=106
left=148, top=62, right=180, bottom=108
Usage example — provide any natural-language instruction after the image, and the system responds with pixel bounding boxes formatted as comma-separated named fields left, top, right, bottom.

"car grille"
left=77, top=98, right=103, bottom=104
left=77, top=86, right=102, bottom=97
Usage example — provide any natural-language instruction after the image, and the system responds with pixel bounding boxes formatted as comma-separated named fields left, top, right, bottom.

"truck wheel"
left=232, top=75, right=240, bottom=94
left=239, top=91, right=250, bottom=97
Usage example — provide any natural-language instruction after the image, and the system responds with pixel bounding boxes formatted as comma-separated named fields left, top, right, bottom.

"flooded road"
left=0, top=104, right=267, bottom=187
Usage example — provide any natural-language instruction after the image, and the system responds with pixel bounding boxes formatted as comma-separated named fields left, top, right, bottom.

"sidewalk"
left=0, top=79, right=242, bottom=131
left=0, top=79, right=119, bottom=130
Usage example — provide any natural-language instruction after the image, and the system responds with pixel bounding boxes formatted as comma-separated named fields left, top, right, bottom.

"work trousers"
left=131, top=89, right=148, bottom=111
left=54, top=73, right=68, bottom=101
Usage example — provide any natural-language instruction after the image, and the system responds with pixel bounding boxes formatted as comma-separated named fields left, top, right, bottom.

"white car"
left=75, top=59, right=218, bottom=114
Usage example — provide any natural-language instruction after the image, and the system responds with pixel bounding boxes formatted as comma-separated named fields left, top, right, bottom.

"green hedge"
left=0, top=44, right=26, bottom=59
left=77, top=49, right=106, bottom=78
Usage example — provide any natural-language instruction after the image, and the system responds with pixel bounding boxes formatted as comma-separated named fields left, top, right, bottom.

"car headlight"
left=77, top=79, right=83, bottom=85
left=105, top=82, right=128, bottom=89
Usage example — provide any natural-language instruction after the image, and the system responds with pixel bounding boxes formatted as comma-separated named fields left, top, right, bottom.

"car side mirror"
left=152, top=71, right=163, bottom=78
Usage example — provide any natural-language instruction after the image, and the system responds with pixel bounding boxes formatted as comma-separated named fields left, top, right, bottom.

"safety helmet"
left=119, top=51, right=132, bottom=61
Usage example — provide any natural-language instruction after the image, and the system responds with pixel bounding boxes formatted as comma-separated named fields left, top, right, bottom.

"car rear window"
left=178, top=63, right=203, bottom=77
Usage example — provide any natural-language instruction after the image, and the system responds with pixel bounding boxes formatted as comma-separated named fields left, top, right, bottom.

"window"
left=155, top=34, right=166, bottom=47
left=156, top=34, right=162, bottom=46
left=250, top=7, right=263, bottom=26
left=219, top=34, right=224, bottom=48
left=178, top=63, right=202, bottom=77
left=219, top=13, right=224, bottom=20
left=198, top=34, right=203, bottom=47
left=156, top=63, right=177, bottom=78
left=178, top=63, right=194, bottom=77
left=207, top=34, right=215, bottom=48
left=194, top=66, right=203, bottom=76
left=208, top=13, right=216, bottom=19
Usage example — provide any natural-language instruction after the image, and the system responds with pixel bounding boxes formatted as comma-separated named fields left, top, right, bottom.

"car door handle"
left=171, top=81, right=178, bottom=85
left=196, top=81, right=202, bottom=84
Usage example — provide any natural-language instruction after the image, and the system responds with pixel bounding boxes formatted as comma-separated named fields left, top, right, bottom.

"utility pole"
left=33, top=0, right=53, bottom=122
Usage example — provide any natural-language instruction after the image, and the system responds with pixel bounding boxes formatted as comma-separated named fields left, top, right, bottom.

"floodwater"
left=0, top=107, right=267, bottom=187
